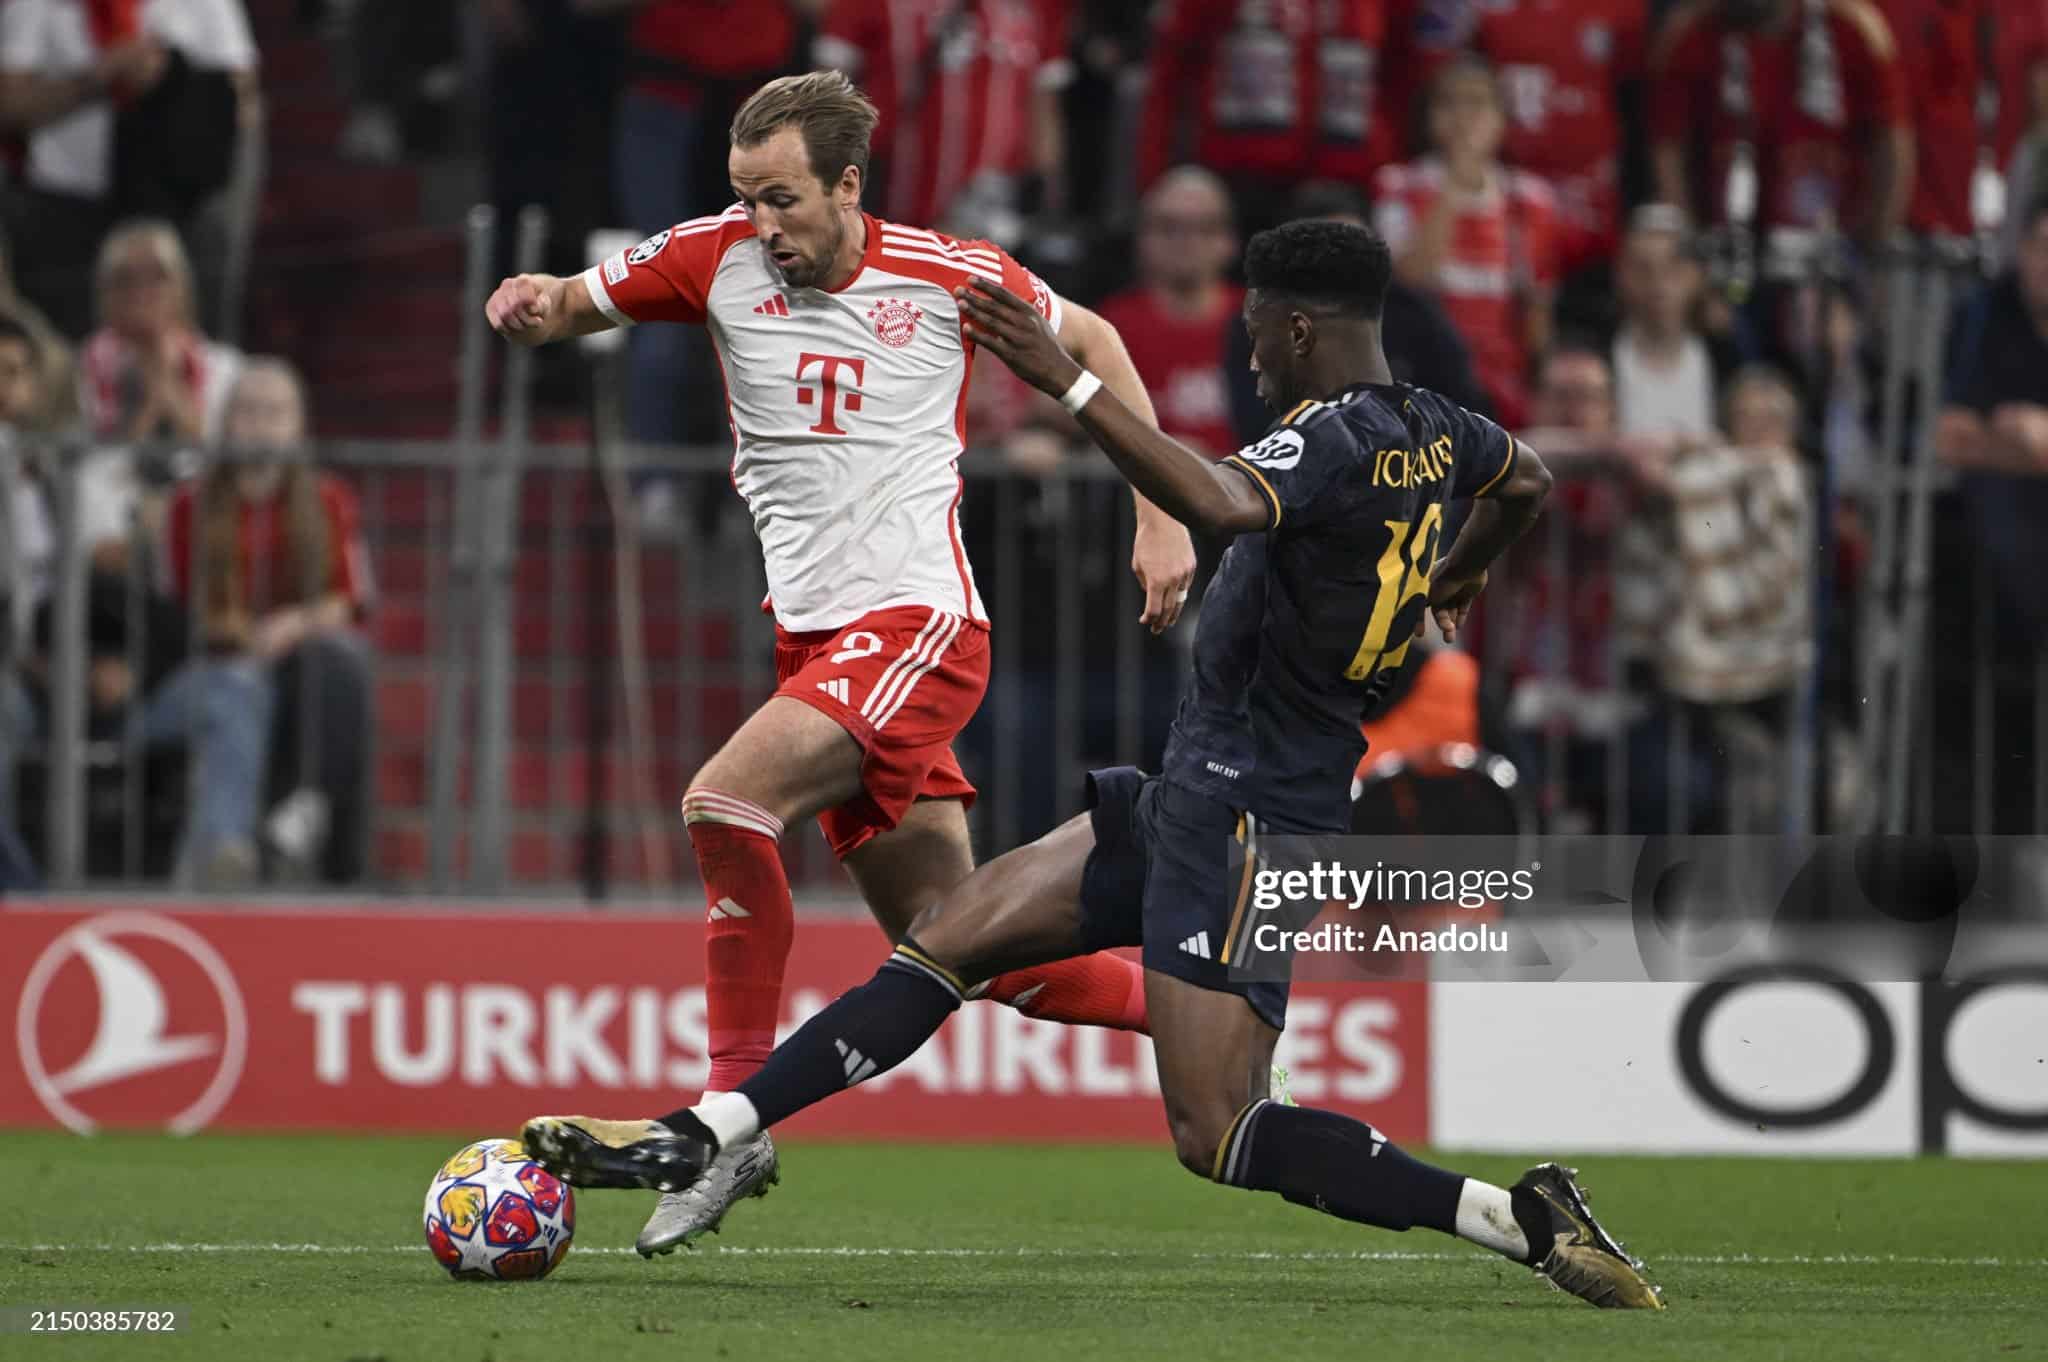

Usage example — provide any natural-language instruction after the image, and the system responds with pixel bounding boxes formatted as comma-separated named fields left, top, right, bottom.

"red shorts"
left=775, top=605, right=990, bottom=858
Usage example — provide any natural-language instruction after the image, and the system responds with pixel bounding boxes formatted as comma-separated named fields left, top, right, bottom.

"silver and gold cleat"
left=635, top=1132, right=781, bottom=1257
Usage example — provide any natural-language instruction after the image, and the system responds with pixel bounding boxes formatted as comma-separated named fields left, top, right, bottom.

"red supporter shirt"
left=626, top=1, right=798, bottom=106
left=1137, top=0, right=1394, bottom=190
left=1649, top=0, right=1909, bottom=235
left=817, top=0, right=1072, bottom=228
left=166, top=475, right=372, bottom=618
left=1094, top=285, right=1245, bottom=459
left=1372, top=159, right=1560, bottom=427
left=1414, top=0, right=1645, bottom=267
left=1873, top=0, right=1998, bottom=235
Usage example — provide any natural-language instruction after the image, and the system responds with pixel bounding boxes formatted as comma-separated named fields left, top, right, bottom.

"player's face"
left=731, top=126, right=857, bottom=290
left=1243, top=290, right=1308, bottom=413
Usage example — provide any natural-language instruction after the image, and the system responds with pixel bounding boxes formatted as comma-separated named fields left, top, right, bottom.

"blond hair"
left=730, top=71, right=880, bottom=191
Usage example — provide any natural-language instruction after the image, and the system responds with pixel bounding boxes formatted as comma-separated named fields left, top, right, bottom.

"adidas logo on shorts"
left=1178, top=931, right=1212, bottom=960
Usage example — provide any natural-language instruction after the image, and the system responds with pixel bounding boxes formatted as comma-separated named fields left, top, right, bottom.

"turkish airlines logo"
left=16, top=914, right=248, bottom=1134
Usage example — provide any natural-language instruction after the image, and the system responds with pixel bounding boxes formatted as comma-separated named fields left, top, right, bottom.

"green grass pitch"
left=6, top=1131, right=2045, bottom=1361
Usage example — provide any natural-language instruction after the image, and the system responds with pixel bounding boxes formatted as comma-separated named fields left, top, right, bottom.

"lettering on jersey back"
left=795, top=352, right=867, bottom=436
left=1371, top=435, right=1455, bottom=490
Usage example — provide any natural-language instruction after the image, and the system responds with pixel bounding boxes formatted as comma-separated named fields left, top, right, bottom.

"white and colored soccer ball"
left=422, top=1139, right=576, bottom=1281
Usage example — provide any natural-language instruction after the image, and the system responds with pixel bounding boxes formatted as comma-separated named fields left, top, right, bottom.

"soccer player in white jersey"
left=483, top=71, right=1197, bottom=1256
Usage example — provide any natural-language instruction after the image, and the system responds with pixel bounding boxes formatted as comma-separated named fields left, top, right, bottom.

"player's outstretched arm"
left=958, top=278, right=1269, bottom=538
left=1424, top=439, right=1553, bottom=645
left=1051, top=301, right=1199, bottom=632
left=484, top=272, right=616, bottom=347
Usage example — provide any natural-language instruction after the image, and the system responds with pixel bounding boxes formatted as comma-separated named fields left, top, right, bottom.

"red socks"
left=683, top=789, right=796, bottom=1092
left=689, top=785, right=1151, bottom=1091
left=985, top=953, right=1150, bottom=1033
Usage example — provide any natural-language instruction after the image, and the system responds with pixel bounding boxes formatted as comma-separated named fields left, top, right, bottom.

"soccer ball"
left=422, top=1139, right=576, bottom=1281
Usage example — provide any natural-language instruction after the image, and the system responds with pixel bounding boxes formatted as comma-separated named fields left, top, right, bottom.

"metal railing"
left=10, top=429, right=2046, bottom=898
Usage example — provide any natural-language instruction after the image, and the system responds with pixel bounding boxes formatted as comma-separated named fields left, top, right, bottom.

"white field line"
left=3, top=1243, right=2044, bottom=1269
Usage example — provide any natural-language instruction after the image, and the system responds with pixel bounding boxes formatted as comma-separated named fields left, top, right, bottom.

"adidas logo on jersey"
left=708, top=897, right=752, bottom=921
left=816, top=677, right=851, bottom=705
left=835, top=1038, right=877, bottom=1086
left=752, top=294, right=791, bottom=317
left=1178, top=931, right=1213, bottom=960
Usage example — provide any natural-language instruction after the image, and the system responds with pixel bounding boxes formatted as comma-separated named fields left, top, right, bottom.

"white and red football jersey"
left=581, top=207, right=1064, bottom=633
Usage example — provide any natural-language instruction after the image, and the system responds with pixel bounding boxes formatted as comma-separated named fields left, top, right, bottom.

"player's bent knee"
left=1159, top=1091, right=1238, bottom=1181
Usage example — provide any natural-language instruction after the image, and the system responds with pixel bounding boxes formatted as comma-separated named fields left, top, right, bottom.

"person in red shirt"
left=1649, top=0, right=1913, bottom=243
left=1137, top=0, right=1394, bottom=232
left=816, top=0, right=1072, bottom=232
left=1094, top=168, right=1243, bottom=459
left=1413, top=0, right=1647, bottom=270
left=1373, top=55, right=1561, bottom=427
left=152, top=358, right=375, bottom=885
left=1872, top=0, right=2006, bottom=238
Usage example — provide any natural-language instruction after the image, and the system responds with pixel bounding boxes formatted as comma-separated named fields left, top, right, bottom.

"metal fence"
left=8, top=426, right=2047, bottom=900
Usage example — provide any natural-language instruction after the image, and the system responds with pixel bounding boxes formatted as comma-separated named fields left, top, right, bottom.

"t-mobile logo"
left=796, top=352, right=866, bottom=435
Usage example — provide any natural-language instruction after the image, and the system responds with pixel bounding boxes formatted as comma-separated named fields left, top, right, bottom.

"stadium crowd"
left=2, top=0, right=2047, bottom=888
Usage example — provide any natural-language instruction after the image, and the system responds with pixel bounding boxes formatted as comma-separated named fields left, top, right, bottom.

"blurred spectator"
left=1871, top=0, right=1998, bottom=239
left=1650, top=366, right=1814, bottom=709
left=0, top=227, right=76, bottom=430
left=156, top=357, right=374, bottom=884
left=1137, top=0, right=1395, bottom=237
left=1612, top=204, right=1724, bottom=440
left=1492, top=346, right=1630, bottom=722
left=335, top=0, right=457, bottom=165
left=617, top=1, right=804, bottom=451
left=1413, top=0, right=1647, bottom=270
left=1999, top=2, right=2048, bottom=266
left=0, top=0, right=259, bottom=337
left=1094, top=167, right=1240, bottom=459
left=1629, top=365, right=1813, bottom=832
left=79, top=219, right=241, bottom=446
left=1374, top=54, right=1559, bottom=426
left=1225, top=180, right=1488, bottom=444
left=0, top=314, right=54, bottom=640
left=817, top=0, right=1070, bottom=237
left=0, top=310, right=192, bottom=885
left=1648, top=0, right=1912, bottom=245
left=484, top=0, right=623, bottom=287
left=1938, top=194, right=2048, bottom=645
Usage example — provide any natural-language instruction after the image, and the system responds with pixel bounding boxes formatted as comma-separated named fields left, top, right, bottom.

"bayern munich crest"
left=868, top=298, right=924, bottom=348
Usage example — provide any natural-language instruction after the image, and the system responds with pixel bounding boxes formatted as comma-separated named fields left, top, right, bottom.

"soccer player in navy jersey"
left=522, top=220, right=1664, bottom=1309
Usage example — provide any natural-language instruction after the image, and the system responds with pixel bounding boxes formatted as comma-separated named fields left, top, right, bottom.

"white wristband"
left=1059, top=370, right=1103, bottom=415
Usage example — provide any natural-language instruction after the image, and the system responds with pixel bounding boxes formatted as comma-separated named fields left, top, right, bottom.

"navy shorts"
left=1075, top=766, right=1289, bottom=1030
